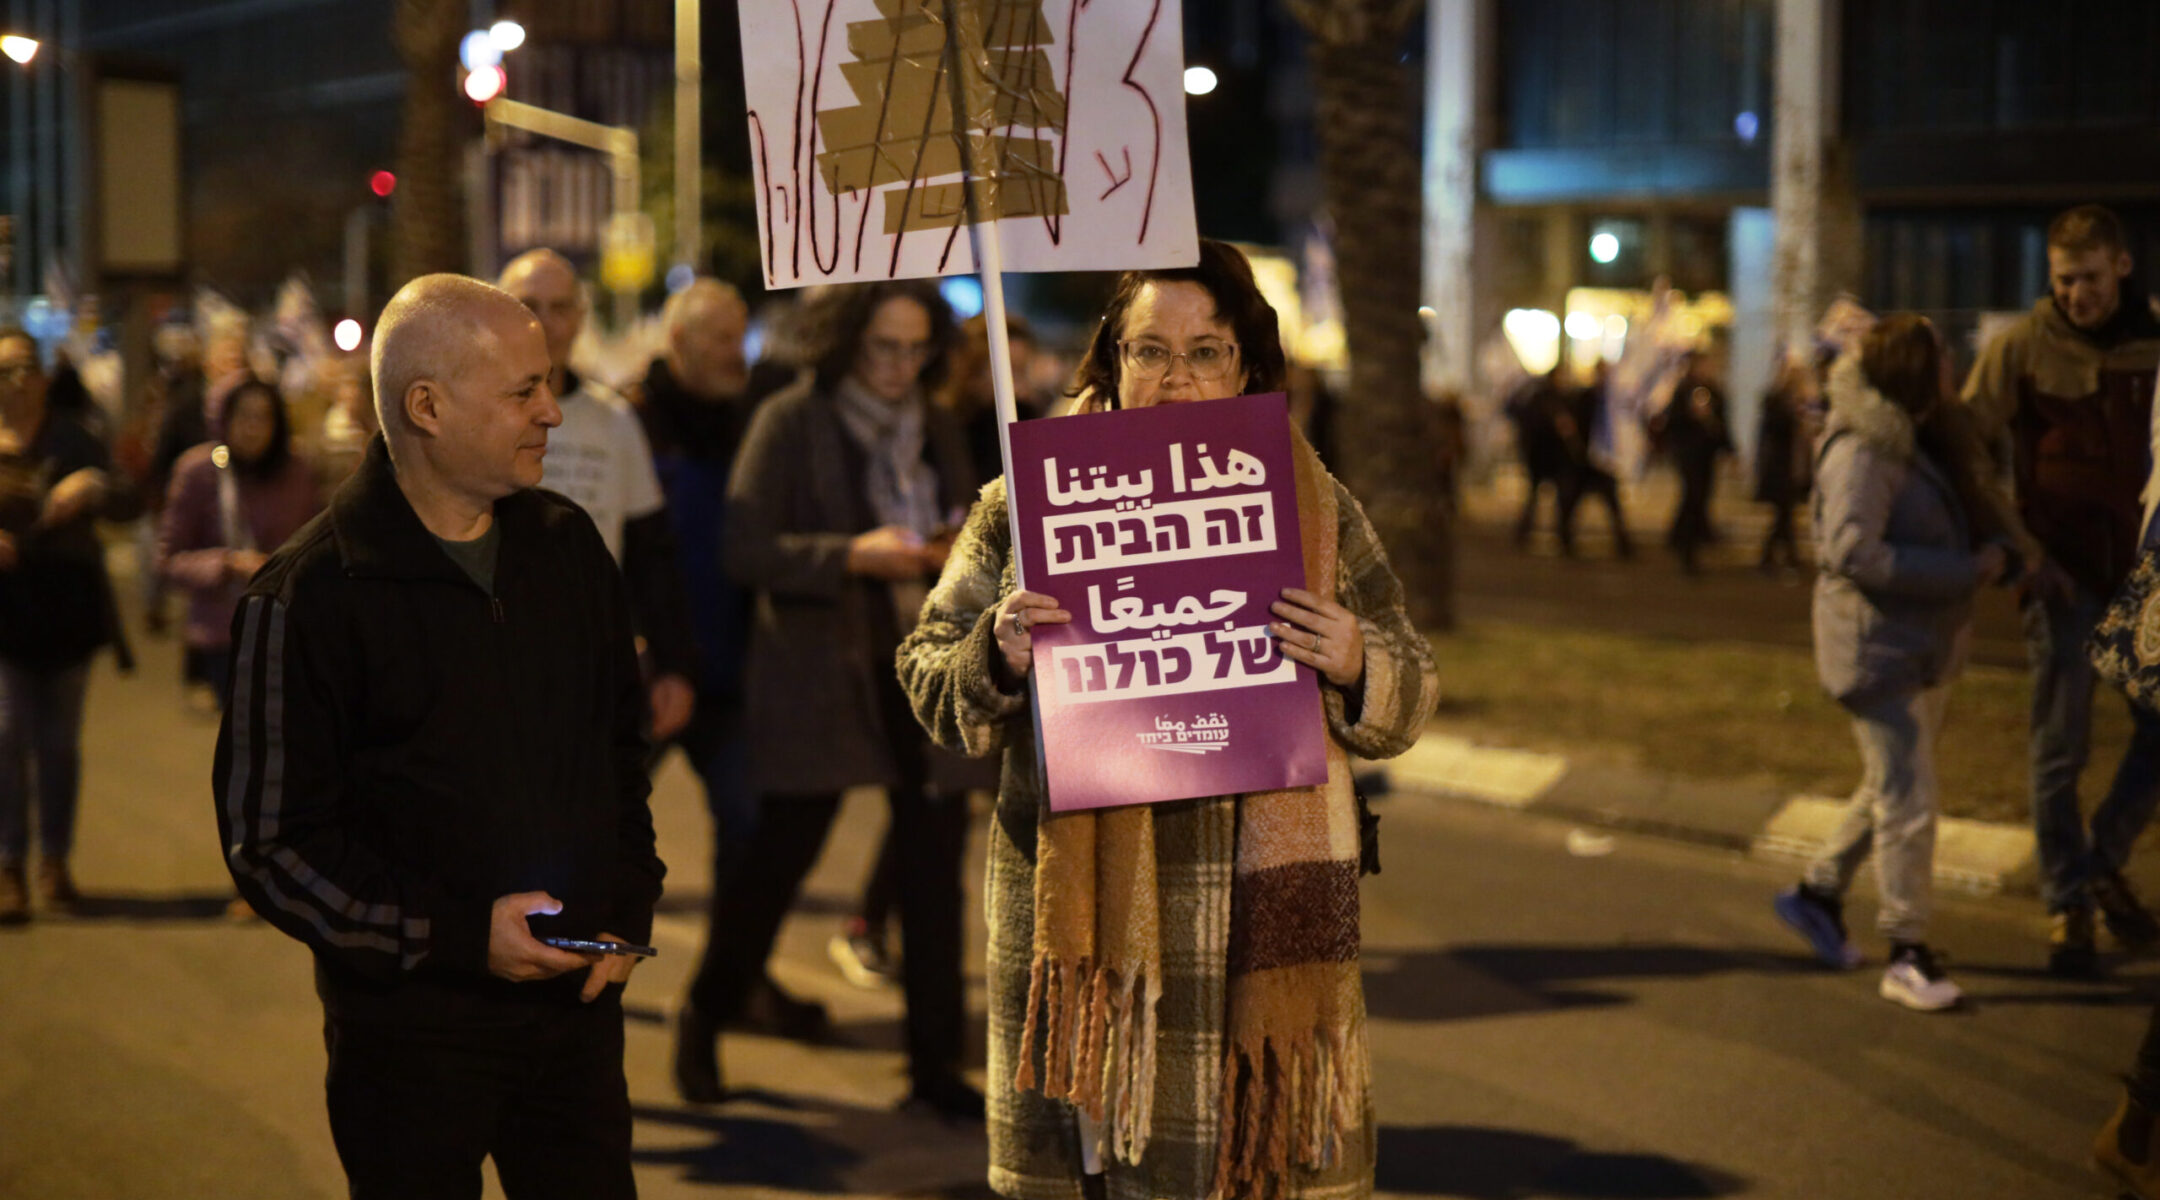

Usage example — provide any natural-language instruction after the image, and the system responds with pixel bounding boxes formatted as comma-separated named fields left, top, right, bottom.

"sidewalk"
left=1394, top=467, right=2138, bottom=906
left=1362, top=732, right=2044, bottom=900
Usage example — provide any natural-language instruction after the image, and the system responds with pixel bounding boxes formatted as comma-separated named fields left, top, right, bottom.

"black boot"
left=673, top=1003, right=726, bottom=1104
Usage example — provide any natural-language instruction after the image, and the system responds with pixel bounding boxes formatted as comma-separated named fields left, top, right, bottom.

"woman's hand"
left=1271, top=587, right=1365, bottom=688
left=991, top=590, right=1070, bottom=681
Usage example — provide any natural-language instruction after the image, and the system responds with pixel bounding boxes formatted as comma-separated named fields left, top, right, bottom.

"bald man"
left=214, top=274, right=664, bottom=1199
left=624, top=279, right=802, bottom=1095
left=498, top=250, right=696, bottom=744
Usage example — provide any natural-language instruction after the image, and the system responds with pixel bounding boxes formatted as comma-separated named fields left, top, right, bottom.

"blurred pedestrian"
left=676, top=280, right=981, bottom=1117
left=0, top=327, right=139, bottom=923
left=311, top=358, right=379, bottom=490
left=1961, top=204, right=2160, bottom=976
left=1503, top=365, right=1571, bottom=550
left=148, top=323, right=250, bottom=648
left=1774, top=315, right=2014, bottom=1011
left=898, top=239, right=1439, bottom=1198
left=1557, top=358, right=1633, bottom=559
left=498, top=250, right=696, bottom=751
left=938, top=311, right=1042, bottom=487
left=623, top=278, right=814, bottom=1090
left=157, top=379, right=324, bottom=712
left=827, top=311, right=1024, bottom=990
left=215, top=274, right=663, bottom=1197
left=1649, top=350, right=1732, bottom=574
left=1754, top=355, right=1820, bottom=578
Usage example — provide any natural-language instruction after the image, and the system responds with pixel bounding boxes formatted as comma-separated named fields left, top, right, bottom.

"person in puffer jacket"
left=1773, top=314, right=2017, bottom=1014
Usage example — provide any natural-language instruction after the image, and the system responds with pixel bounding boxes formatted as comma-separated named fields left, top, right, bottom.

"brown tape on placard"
left=847, top=5, right=947, bottom=60
left=816, top=0, right=1073, bottom=229
left=883, top=173, right=1069, bottom=234
left=822, top=132, right=1056, bottom=195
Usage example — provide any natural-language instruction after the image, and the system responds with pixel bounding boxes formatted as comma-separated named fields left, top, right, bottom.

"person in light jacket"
left=1773, top=314, right=2016, bottom=1012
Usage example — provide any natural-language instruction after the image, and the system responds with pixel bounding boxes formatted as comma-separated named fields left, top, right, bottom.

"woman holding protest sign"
left=898, top=239, right=1438, bottom=1200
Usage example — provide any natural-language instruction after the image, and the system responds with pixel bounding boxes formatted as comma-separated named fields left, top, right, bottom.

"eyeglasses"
left=862, top=338, right=936, bottom=366
left=1118, top=340, right=1239, bottom=382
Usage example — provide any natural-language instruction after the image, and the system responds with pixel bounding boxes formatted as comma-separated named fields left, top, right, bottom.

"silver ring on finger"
left=1309, top=631, right=1322, bottom=651
left=1010, top=610, right=1027, bottom=637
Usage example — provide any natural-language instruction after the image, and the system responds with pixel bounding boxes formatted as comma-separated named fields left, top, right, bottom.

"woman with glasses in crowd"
left=673, top=279, right=989, bottom=1121
left=898, top=240, right=1438, bottom=1200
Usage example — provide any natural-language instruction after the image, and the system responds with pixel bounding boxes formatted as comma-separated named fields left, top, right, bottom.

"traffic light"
left=369, top=170, right=396, bottom=199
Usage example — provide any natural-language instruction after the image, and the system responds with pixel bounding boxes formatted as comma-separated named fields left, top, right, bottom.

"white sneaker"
left=1879, top=944, right=1961, bottom=1011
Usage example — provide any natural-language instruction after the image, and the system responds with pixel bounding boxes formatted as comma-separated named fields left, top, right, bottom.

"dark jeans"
left=322, top=996, right=634, bottom=1200
left=0, top=660, right=90, bottom=866
left=675, top=699, right=756, bottom=901
left=1759, top=500, right=1801, bottom=569
left=1514, top=467, right=1562, bottom=546
left=2023, top=588, right=2160, bottom=913
left=1668, top=455, right=1718, bottom=570
left=687, top=772, right=968, bottom=1082
left=1558, top=464, right=1631, bottom=557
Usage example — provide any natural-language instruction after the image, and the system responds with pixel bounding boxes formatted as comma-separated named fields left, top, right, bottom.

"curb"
left=1367, top=732, right=2037, bottom=899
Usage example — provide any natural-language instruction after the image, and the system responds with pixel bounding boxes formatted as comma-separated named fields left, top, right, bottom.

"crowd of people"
left=4, top=201, right=2160, bottom=1199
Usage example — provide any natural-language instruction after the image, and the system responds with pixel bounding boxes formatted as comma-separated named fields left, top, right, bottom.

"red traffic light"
left=369, top=171, right=397, bottom=198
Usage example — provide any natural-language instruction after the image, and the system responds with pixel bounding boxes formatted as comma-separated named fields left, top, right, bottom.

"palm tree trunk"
left=1294, top=6, right=1454, bottom=628
left=391, top=0, right=469, bottom=287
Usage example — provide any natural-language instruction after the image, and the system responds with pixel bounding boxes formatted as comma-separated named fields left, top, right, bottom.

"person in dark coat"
left=1754, top=356, right=1821, bottom=576
left=1650, top=350, right=1734, bottom=574
left=1961, top=204, right=2160, bottom=980
left=1557, top=358, right=1633, bottom=559
left=673, top=279, right=985, bottom=1120
left=1505, top=366, right=1572, bottom=550
left=214, top=275, right=663, bottom=1197
left=0, top=328, right=139, bottom=922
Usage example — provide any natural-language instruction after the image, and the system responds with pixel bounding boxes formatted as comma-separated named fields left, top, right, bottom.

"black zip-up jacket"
left=213, top=436, right=664, bottom=1017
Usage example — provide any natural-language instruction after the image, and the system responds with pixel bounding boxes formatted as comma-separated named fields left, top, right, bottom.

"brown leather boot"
left=2096, top=1091, right=2160, bottom=1200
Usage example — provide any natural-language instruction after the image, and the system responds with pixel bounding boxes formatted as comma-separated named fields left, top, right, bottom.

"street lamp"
left=0, top=36, right=36, bottom=65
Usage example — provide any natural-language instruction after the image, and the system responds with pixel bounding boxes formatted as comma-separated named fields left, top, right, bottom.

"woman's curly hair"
left=799, top=280, right=958, bottom=393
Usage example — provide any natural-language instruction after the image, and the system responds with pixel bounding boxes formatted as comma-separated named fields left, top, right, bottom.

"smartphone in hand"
left=539, top=937, right=657, bottom=958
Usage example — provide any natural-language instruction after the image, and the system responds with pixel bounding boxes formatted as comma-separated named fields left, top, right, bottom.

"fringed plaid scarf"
left=1014, top=431, right=1367, bottom=1196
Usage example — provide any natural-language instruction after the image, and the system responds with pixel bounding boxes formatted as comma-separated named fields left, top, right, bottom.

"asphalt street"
left=1, top=613, right=2151, bottom=1199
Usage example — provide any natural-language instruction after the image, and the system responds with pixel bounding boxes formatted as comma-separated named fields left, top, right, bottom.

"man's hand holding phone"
left=487, top=891, right=598, bottom=982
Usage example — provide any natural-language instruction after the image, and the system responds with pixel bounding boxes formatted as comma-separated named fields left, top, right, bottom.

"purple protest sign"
left=1009, top=392, right=1328, bottom=812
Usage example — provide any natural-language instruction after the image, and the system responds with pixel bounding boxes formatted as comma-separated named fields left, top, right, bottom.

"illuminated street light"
left=464, top=64, right=506, bottom=104
left=1589, top=231, right=1621, bottom=264
left=489, top=20, right=527, bottom=52
left=1, top=35, right=38, bottom=65
left=461, top=30, right=502, bottom=71
left=333, top=320, right=363, bottom=353
left=1183, top=66, right=1218, bottom=96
